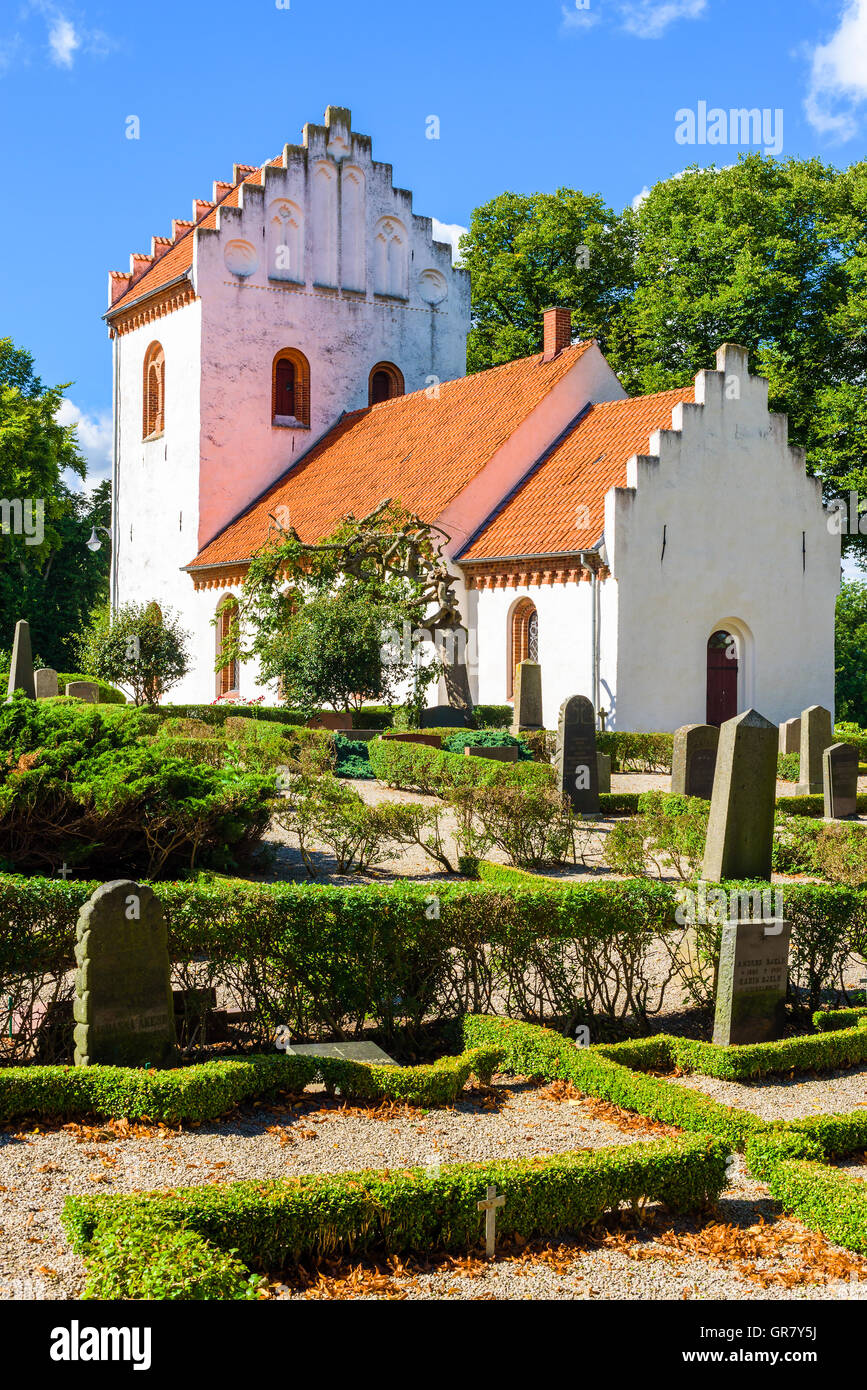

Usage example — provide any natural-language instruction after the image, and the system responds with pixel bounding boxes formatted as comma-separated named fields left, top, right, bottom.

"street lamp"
left=86, top=525, right=111, bottom=553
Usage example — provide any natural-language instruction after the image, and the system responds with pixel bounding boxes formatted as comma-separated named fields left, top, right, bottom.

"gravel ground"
left=2, top=1072, right=866, bottom=1303
left=670, top=1065, right=867, bottom=1121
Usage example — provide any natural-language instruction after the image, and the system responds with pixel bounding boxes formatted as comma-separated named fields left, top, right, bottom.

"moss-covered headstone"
left=796, top=704, right=833, bottom=795
left=6, top=620, right=35, bottom=700
left=671, top=724, right=719, bottom=799
left=73, top=881, right=176, bottom=1067
left=712, top=918, right=791, bottom=1046
left=701, top=709, right=777, bottom=881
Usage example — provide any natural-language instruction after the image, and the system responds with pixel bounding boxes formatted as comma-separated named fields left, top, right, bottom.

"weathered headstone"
left=419, top=705, right=470, bottom=729
left=701, top=709, right=778, bottom=882
left=34, top=668, right=59, bottom=700
left=65, top=681, right=99, bottom=704
left=464, top=745, right=519, bottom=762
left=823, top=742, right=859, bottom=820
left=597, top=750, right=611, bottom=794
left=557, top=695, right=599, bottom=814
left=6, top=620, right=34, bottom=700
left=779, top=717, right=801, bottom=757
left=796, top=705, right=833, bottom=795
left=285, top=1040, right=399, bottom=1066
left=671, top=724, right=719, bottom=800
left=712, top=918, right=791, bottom=1046
left=511, top=661, right=543, bottom=733
left=73, top=880, right=176, bottom=1067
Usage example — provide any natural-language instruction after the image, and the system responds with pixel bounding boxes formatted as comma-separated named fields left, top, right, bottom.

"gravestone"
left=34, top=668, right=59, bottom=700
left=823, top=742, right=859, bottom=820
left=701, top=709, right=778, bottom=882
left=6, top=620, right=35, bottom=700
left=712, top=918, right=791, bottom=1046
left=556, top=695, right=599, bottom=814
left=420, top=705, right=470, bottom=729
left=671, top=724, right=719, bottom=800
left=464, top=745, right=519, bottom=762
left=65, top=681, right=99, bottom=704
left=73, top=880, right=176, bottom=1067
left=796, top=705, right=833, bottom=795
left=597, top=751, right=611, bottom=794
left=511, top=661, right=543, bottom=733
left=285, top=1041, right=399, bottom=1066
left=779, top=718, right=801, bottom=757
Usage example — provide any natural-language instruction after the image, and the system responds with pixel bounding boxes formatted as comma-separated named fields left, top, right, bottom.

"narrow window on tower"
left=272, top=349, right=311, bottom=427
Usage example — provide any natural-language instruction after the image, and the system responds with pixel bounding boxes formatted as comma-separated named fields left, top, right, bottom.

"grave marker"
left=596, top=750, right=611, bottom=794
left=477, top=1184, right=505, bottom=1260
left=557, top=695, right=599, bottom=814
left=671, top=724, right=719, bottom=800
left=796, top=705, right=833, bottom=795
left=823, top=742, right=859, bottom=820
left=65, top=681, right=99, bottom=704
left=34, top=668, right=59, bottom=700
left=73, top=880, right=176, bottom=1067
left=6, top=620, right=34, bottom=700
left=712, top=917, right=791, bottom=1046
left=511, top=661, right=543, bottom=734
left=779, top=717, right=801, bottom=757
left=419, top=705, right=470, bottom=729
left=702, top=709, right=778, bottom=882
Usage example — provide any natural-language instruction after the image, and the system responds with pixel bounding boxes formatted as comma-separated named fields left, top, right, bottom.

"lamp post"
left=86, top=525, right=111, bottom=553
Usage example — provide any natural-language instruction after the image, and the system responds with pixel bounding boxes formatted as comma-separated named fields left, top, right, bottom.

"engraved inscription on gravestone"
left=73, top=880, right=176, bottom=1067
left=671, top=724, right=719, bottom=800
left=712, top=919, right=791, bottom=1046
left=557, top=695, right=599, bottom=814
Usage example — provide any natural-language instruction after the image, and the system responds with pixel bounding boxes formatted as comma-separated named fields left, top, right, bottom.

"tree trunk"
left=438, top=631, right=474, bottom=711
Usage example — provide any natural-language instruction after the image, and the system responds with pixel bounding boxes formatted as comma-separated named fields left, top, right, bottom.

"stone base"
left=795, top=783, right=822, bottom=797
left=287, top=1041, right=399, bottom=1066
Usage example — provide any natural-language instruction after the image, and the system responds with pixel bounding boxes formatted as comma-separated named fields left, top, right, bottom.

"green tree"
left=0, top=338, right=110, bottom=664
left=76, top=601, right=191, bottom=706
left=464, top=157, right=867, bottom=562
left=835, top=581, right=867, bottom=725
left=462, top=189, right=632, bottom=372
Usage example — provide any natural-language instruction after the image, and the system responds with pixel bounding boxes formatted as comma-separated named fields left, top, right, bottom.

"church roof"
left=185, top=341, right=595, bottom=574
left=107, top=158, right=283, bottom=314
left=458, top=386, right=695, bottom=563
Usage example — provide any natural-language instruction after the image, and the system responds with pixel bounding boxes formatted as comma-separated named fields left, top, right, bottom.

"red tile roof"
left=459, top=386, right=696, bottom=562
left=107, top=158, right=284, bottom=315
left=187, top=342, right=596, bottom=571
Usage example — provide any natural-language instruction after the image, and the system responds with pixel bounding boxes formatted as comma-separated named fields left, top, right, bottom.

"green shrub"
left=333, top=735, right=374, bottom=779
left=78, top=1215, right=264, bottom=1300
left=777, top=752, right=800, bottom=782
left=0, top=697, right=274, bottom=878
left=597, top=732, right=673, bottom=774
left=63, top=1131, right=727, bottom=1297
left=368, top=736, right=555, bottom=795
left=442, top=730, right=533, bottom=759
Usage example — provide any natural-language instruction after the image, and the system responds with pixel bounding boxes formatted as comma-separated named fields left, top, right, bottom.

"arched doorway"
left=706, top=630, right=738, bottom=726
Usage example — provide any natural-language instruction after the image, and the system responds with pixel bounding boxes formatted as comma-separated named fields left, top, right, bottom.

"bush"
left=777, top=752, right=799, bottom=781
left=0, top=697, right=273, bottom=878
left=333, top=735, right=374, bottom=779
left=604, top=792, right=709, bottom=879
left=442, top=730, right=533, bottom=759
left=75, top=601, right=191, bottom=706
left=63, top=1131, right=726, bottom=1296
left=597, top=732, right=673, bottom=773
left=368, top=736, right=555, bottom=795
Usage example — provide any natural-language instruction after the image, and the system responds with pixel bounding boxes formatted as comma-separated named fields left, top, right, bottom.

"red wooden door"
left=706, top=631, right=738, bottom=727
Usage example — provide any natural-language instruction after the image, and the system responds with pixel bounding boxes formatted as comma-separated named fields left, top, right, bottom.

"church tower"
left=106, top=105, right=470, bottom=639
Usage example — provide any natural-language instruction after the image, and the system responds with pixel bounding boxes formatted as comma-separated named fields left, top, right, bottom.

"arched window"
left=272, top=349, right=310, bottom=427
left=216, top=596, right=240, bottom=699
left=368, top=362, right=405, bottom=406
left=509, top=599, right=539, bottom=698
left=142, top=342, right=165, bottom=440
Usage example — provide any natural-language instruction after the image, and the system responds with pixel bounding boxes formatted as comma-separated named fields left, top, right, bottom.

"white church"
left=107, top=105, right=840, bottom=731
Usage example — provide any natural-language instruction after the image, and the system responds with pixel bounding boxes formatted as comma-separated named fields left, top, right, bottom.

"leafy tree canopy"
left=835, top=580, right=867, bottom=725
left=76, top=601, right=192, bottom=706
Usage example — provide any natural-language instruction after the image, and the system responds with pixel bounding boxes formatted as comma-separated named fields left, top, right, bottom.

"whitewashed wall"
left=606, top=346, right=840, bottom=731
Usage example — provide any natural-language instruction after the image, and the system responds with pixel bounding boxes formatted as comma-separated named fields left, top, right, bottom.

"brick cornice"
left=108, top=280, right=197, bottom=337
left=460, top=558, right=609, bottom=590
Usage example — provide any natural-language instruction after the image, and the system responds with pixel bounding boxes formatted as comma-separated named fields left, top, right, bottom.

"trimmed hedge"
left=0, top=1046, right=503, bottom=1124
left=813, top=1006, right=867, bottom=1032
left=368, top=736, right=554, bottom=794
left=670, top=1022, right=867, bottom=1082
left=63, top=1131, right=727, bottom=1298
left=744, top=1135, right=867, bottom=1256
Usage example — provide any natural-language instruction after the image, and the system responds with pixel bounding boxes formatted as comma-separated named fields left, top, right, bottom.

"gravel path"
left=671, top=1065, right=867, bottom=1120
left=3, top=1072, right=866, bottom=1302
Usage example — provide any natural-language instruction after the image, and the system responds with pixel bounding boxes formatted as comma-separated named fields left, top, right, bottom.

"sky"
left=1, top=0, right=866, bottom=485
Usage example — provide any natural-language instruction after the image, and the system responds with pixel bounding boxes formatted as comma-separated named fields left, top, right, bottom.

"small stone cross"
left=598, top=709, right=607, bottom=732
left=477, top=1184, right=505, bottom=1260
left=56, top=862, right=72, bottom=880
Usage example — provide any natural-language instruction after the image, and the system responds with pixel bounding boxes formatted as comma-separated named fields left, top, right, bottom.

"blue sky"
left=1, top=0, right=866, bottom=482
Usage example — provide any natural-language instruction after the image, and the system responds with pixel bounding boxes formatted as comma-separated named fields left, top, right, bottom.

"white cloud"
left=47, top=15, right=79, bottom=67
left=57, top=399, right=112, bottom=482
left=432, top=219, right=469, bottom=266
left=562, top=0, right=707, bottom=39
left=560, top=4, right=602, bottom=32
left=805, top=0, right=867, bottom=140
left=632, top=185, right=652, bottom=210
left=619, top=0, right=707, bottom=39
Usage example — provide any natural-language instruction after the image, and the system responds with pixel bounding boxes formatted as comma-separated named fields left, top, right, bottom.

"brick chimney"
left=542, top=307, right=573, bottom=362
